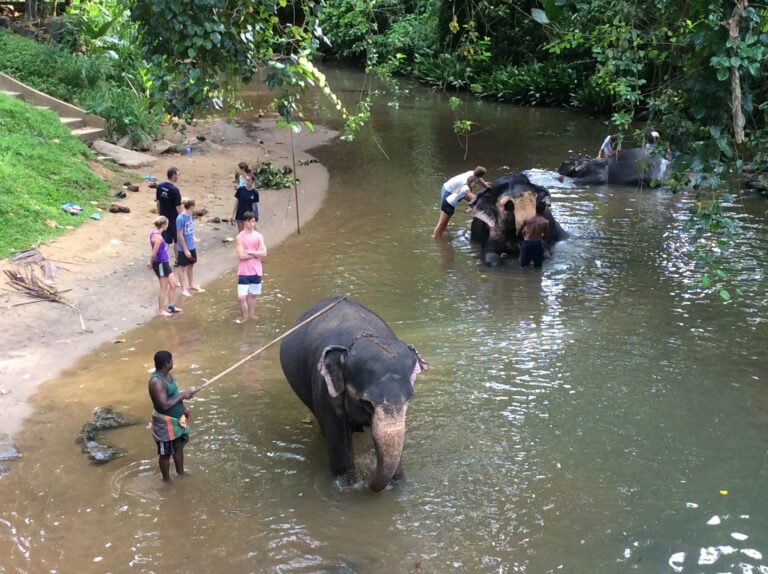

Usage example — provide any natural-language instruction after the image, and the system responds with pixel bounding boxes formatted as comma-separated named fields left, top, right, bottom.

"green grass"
left=0, top=93, right=109, bottom=258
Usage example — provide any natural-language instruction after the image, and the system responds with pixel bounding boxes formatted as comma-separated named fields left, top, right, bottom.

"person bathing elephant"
left=280, top=297, right=429, bottom=492
left=469, top=173, right=566, bottom=267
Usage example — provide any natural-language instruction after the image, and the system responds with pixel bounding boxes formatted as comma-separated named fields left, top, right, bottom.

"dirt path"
left=0, top=118, right=337, bottom=440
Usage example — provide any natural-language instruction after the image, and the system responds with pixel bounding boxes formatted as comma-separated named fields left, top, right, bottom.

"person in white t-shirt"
left=432, top=175, right=481, bottom=239
left=597, top=135, right=621, bottom=159
left=439, top=166, right=489, bottom=205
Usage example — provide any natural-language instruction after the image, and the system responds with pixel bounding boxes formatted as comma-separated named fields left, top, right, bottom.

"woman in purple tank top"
left=149, top=216, right=181, bottom=317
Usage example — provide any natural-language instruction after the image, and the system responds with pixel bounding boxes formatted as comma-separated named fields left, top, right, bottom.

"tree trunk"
left=727, top=0, right=748, bottom=145
left=25, top=0, right=37, bottom=20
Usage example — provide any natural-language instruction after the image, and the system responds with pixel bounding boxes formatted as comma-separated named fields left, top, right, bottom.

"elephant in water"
left=279, top=297, right=428, bottom=492
left=558, top=147, right=671, bottom=186
left=469, top=173, right=566, bottom=266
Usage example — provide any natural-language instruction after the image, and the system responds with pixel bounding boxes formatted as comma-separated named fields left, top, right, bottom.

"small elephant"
left=558, top=148, right=670, bottom=186
left=279, top=297, right=428, bottom=492
left=469, top=173, right=566, bottom=266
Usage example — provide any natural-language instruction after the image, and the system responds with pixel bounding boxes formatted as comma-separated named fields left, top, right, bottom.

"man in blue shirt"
left=176, top=197, right=204, bottom=296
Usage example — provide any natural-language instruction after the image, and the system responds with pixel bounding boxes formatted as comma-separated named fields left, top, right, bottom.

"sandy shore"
left=0, top=117, right=337, bottom=440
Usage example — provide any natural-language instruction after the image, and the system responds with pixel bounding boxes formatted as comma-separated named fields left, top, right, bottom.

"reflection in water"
left=0, top=67, right=767, bottom=573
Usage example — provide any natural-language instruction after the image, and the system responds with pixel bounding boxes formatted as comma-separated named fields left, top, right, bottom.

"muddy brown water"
left=1, top=67, right=767, bottom=573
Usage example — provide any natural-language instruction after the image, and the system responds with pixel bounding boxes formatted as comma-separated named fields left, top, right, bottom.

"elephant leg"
left=392, top=459, right=404, bottom=482
left=320, top=411, right=353, bottom=475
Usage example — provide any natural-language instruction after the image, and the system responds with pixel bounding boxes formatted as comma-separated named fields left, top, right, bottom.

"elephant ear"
left=318, top=345, right=348, bottom=398
left=407, top=344, right=429, bottom=387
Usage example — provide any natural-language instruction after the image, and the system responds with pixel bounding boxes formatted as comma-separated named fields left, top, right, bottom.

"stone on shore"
left=92, top=140, right=157, bottom=168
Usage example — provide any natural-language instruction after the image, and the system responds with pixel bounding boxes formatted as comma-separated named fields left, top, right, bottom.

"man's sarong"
left=151, top=410, right=188, bottom=442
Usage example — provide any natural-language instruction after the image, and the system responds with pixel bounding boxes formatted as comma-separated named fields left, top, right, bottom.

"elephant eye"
left=362, top=400, right=375, bottom=415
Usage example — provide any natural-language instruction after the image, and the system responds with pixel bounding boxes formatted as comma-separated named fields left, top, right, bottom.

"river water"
left=1, top=68, right=767, bottom=573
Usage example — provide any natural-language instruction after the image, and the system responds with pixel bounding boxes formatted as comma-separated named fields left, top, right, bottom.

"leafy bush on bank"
left=0, top=30, right=160, bottom=142
left=0, top=94, right=109, bottom=258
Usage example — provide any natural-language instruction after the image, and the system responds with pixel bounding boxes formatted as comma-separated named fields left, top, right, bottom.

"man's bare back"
left=521, top=214, right=549, bottom=241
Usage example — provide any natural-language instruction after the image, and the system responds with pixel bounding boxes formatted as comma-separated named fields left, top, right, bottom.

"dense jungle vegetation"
left=8, top=0, right=768, bottom=294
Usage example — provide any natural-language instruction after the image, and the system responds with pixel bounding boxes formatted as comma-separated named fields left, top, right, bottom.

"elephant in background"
left=279, top=297, right=428, bottom=492
left=558, top=148, right=671, bottom=186
left=469, top=173, right=566, bottom=267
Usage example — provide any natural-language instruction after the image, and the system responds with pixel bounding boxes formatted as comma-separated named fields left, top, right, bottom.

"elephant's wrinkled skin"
left=469, top=173, right=566, bottom=266
left=279, top=297, right=428, bottom=492
left=558, top=147, right=670, bottom=186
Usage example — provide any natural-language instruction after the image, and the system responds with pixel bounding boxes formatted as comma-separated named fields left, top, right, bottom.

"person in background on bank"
left=156, top=167, right=183, bottom=266
left=235, top=161, right=252, bottom=188
left=148, top=216, right=182, bottom=316
left=519, top=200, right=550, bottom=269
left=149, top=350, right=196, bottom=481
left=432, top=175, right=480, bottom=239
left=232, top=173, right=260, bottom=232
left=597, top=135, right=621, bottom=160
left=439, top=166, right=490, bottom=206
left=176, top=198, right=204, bottom=296
left=645, top=130, right=661, bottom=149
left=235, top=212, right=267, bottom=323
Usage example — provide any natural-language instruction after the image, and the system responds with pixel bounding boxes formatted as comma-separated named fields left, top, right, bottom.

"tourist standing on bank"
left=156, top=167, right=183, bottom=266
left=148, top=216, right=181, bottom=316
left=176, top=198, right=204, bottom=296
left=232, top=173, right=260, bottom=232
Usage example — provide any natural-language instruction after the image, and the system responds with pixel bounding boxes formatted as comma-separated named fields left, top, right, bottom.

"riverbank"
left=0, top=117, right=337, bottom=441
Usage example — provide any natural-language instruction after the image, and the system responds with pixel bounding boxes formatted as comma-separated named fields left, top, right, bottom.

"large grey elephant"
left=469, top=173, right=566, bottom=266
left=279, top=297, right=428, bottom=492
left=558, top=148, right=670, bottom=186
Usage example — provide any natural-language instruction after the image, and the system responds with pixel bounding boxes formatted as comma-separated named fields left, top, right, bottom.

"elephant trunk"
left=369, top=405, right=407, bottom=492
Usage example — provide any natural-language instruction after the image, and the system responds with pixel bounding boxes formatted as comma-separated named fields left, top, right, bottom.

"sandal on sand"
left=167, top=305, right=182, bottom=314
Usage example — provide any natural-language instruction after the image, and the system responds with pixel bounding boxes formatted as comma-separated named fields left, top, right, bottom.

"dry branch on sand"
left=3, top=267, right=88, bottom=331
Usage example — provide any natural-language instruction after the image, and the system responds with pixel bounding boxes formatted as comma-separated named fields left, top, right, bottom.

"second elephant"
left=558, top=147, right=670, bottom=186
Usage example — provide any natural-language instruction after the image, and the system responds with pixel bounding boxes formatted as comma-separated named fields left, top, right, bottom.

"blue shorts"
left=520, top=240, right=544, bottom=268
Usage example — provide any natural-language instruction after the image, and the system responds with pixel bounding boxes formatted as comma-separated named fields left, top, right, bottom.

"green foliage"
left=252, top=163, right=295, bottom=189
left=0, top=30, right=160, bottom=141
left=0, top=94, right=109, bottom=258
left=473, top=61, right=582, bottom=106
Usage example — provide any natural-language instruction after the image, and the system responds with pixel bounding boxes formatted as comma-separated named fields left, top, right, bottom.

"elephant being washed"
left=279, top=297, right=428, bottom=492
left=558, top=148, right=671, bottom=186
left=469, top=173, right=566, bottom=266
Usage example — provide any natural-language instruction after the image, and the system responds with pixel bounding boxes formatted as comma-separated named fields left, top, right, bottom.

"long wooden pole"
left=289, top=127, right=301, bottom=235
left=193, top=295, right=348, bottom=393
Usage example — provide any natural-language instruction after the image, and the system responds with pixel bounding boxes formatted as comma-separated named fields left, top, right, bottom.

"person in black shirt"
left=232, top=173, right=260, bottom=232
left=156, top=167, right=183, bottom=264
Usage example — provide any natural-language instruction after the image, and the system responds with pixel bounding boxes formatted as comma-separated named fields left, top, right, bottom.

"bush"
left=0, top=30, right=159, bottom=140
left=473, top=61, right=585, bottom=107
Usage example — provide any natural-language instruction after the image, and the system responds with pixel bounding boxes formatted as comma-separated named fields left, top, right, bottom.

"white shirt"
left=442, top=170, right=473, bottom=194
left=600, top=135, right=621, bottom=158
left=446, top=184, right=470, bottom=207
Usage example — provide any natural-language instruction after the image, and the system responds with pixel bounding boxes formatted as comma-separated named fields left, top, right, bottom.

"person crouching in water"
left=519, top=200, right=550, bottom=268
left=235, top=211, right=267, bottom=322
left=432, top=175, right=480, bottom=239
left=148, top=216, right=181, bottom=316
